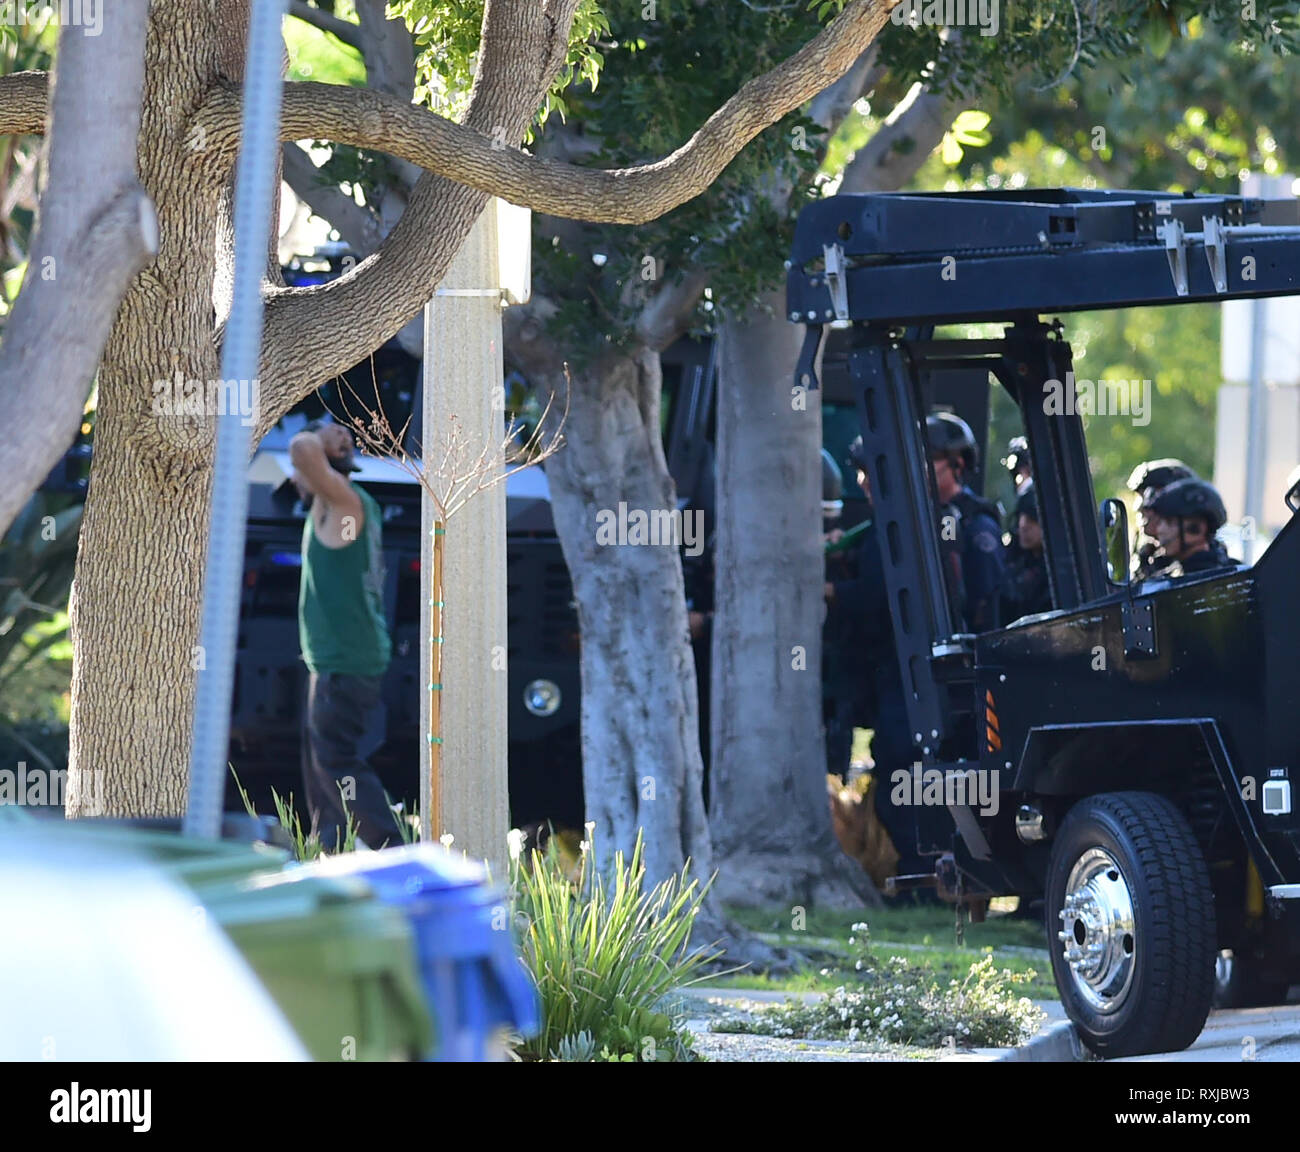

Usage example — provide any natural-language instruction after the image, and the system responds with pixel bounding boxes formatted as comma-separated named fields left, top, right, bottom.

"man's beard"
left=328, top=449, right=356, bottom=475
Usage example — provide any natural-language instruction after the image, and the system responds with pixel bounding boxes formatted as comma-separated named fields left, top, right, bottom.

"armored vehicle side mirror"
left=1100, top=498, right=1131, bottom=587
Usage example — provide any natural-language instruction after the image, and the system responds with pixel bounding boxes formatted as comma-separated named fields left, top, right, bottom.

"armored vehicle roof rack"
left=787, top=188, right=1300, bottom=332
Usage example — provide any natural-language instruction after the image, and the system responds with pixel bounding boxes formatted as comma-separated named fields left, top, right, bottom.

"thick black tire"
left=1046, top=792, right=1216, bottom=1059
left=1213, top=950, right=1294, bottom=1009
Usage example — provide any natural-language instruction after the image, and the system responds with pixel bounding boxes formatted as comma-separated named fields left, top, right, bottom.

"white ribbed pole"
left=185, top=0, right=288, bottom=838
left=420, top=207, right=509, bottom=877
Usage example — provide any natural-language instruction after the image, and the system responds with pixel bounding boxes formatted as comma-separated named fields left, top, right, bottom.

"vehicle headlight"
left=523, top=679, right=561, bottom=717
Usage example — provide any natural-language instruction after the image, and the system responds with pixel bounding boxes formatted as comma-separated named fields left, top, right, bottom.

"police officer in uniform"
left=1141, top=477, right=1237, bottom=578
left=928, top=412, right=1006, bottom=633
left=999, top=484, right=1051, bottom=621
left=1127, top=458, right=1197, bottom=578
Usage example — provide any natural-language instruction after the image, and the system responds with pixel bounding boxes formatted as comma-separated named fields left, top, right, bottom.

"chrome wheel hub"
left=1057, top=848, right=1136, bottom=1014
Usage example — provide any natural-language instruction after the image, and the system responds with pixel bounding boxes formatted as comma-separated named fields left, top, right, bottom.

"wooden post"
left=420, top=207, right=509, bottom=878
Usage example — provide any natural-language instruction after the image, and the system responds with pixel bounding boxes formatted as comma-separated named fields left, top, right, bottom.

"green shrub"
left=512, top=830, right=715, bottom=1062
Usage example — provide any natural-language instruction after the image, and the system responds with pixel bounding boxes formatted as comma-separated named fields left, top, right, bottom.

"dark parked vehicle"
left=228, top=302, right=719, bottom=831
left=787, top=188, right=1300, bottom=1057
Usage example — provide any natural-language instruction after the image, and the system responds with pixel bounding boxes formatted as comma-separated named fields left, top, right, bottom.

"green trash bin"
left=69, top=825, right=291, bottom=891
left=203, top=872, right=435, bottom=1062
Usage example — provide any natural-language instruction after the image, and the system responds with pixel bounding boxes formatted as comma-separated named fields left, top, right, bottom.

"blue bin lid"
left=302, top=842, right=488, bottom=891
left=290, top=845, right=540, bottom=1044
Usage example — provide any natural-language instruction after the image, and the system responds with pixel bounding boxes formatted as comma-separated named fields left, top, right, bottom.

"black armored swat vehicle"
left=230, top=308, right=718, bottom=832
left=787, top=188, right=1300, bottom=1058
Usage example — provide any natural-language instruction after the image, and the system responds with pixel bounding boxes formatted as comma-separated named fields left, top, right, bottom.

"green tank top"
left=299, top=485, right=392, bottom=677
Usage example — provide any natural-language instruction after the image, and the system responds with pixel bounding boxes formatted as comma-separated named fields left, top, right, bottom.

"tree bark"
left=507, top=336, right=713, bottom=889
left=0, top=13, right=155, bottom=541
left=709, top=289, right=878, bottom=908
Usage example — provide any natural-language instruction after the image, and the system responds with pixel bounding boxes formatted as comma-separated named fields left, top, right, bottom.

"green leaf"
left=951, top=109, right=991, bottom=134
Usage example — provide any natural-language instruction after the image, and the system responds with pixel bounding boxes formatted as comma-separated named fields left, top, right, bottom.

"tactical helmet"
left=1003, top=435, right=1030, bottom=482
left=1127, top=457, right=1195, bottom=497
left=822, top=448, right=844, bottom=519
left=1014, top=484, right=1038, bottom=521
left=1147, top=477, right=1227, bottom=532
left=926, top=411, right=978, bottom=474
left=846, top=435, right=868, bottom=473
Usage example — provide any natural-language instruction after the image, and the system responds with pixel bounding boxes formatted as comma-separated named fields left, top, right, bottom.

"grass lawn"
left=702, top=901, right=1059, bottom=1000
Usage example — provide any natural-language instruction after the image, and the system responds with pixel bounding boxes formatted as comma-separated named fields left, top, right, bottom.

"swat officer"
left=1127, top=458, right=1197, bottom=578
left=999, top=484, right=1051, bottom=621
left=1141, top=477, right=1237, bottom=578
left=1002, top=435, right=1033, bottom=496
left=928, top=412, right=1006, bottom=633
left=1000, top=434, right=1034, bottom=572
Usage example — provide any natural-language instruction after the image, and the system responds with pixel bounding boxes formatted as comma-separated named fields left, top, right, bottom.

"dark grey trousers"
left=301, top=671, right=404, bottom=850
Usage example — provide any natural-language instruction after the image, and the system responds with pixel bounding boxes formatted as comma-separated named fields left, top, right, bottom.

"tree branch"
left=635, top=269, right=711, bottom=352
left=839, top=80, right=956, bottom=194
left=354, top=0, right=413, bottom=100
left=288, top=1, right=362, bottom=51
left=255, top=0, right=586, bottom=427
left=191, top=0, right=899, bottom=225
left=807, top=43, right=883, bottom=134
left=840, top=29, right=963, bottom=196
left=0, top=20, right=155, bottom=539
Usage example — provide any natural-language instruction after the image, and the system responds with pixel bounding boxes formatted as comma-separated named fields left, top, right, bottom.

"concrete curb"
left=995, top=1018, right=1087, bottom=1062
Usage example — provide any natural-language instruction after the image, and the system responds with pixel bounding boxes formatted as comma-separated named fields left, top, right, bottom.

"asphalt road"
left=1116, top=1002, right=1300, bottom=1062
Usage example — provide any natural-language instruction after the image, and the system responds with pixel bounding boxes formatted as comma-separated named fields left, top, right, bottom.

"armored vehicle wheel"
left=1213, top=949, right=1294, bottom=1009
left=1046, top=792, right=1215, bottom=1058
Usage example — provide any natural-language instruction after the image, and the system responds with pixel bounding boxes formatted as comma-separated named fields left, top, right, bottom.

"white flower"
left=855, top=960, right=863, bottom=971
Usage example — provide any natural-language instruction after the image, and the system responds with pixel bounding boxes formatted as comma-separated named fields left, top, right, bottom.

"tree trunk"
left=0, top=7, right=156, bottom=541
left=704, top=79, right=955, bottom=903
left=66, top=2, right=246, bottom=815
left=709, top=289, right=878, bottom=908
left=535, top=349, right=714, bottom=891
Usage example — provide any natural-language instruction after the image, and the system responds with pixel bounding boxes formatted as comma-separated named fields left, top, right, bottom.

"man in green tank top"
left=290, top=418, right=403, bottom=849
